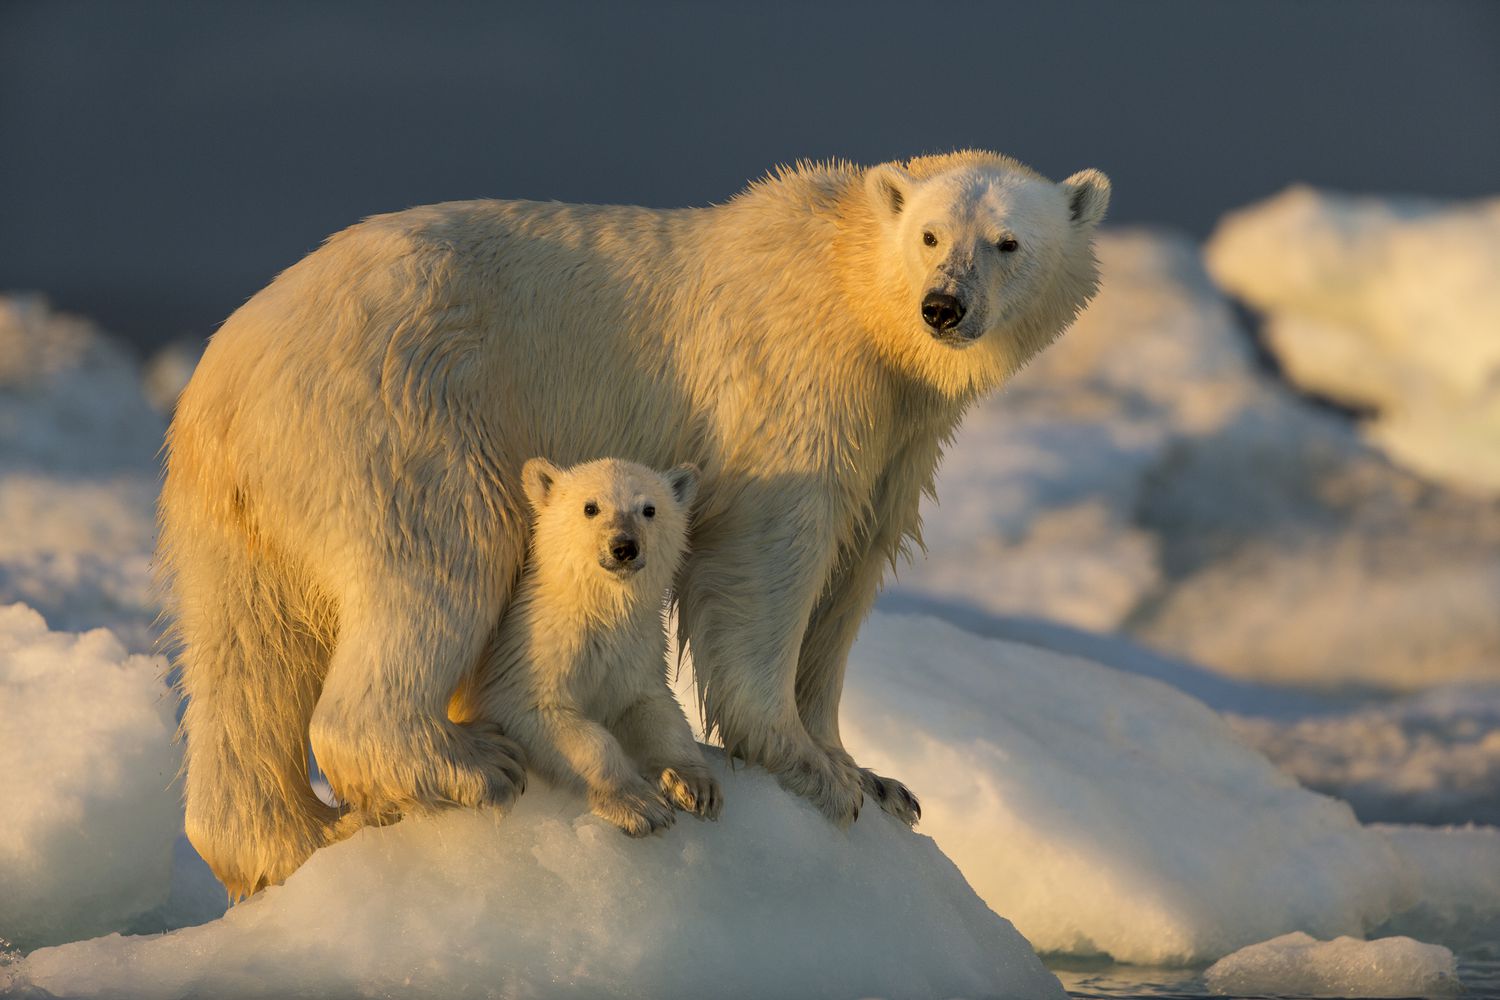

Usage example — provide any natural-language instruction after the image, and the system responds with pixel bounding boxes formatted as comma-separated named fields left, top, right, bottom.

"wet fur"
left=158, top=150, right=1108, bottom=896
left=450, top=458, right=720, bottom=837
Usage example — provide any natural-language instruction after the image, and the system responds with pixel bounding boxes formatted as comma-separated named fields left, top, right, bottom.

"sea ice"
left=678, top=613, right=1427, bottom=966
left=1374, top=824, right=1500, bottom=955
left=1206, top=186, right=1500, bottom=497
left=1230, top=686, right=1500, bottom=825
left=1204, top=931, right=1460, bottom=998
left=0, top=297, right=163, bottom=648
left=0, top=604, right=180, bottom=950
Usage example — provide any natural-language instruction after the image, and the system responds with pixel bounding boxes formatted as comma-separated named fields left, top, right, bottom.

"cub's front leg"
left=614, top=687, right=722, bottom=821
left=504, top=703, right=677, bottom=837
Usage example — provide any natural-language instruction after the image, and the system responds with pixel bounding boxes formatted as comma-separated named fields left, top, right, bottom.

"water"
left=1046, top=956, right=1500, bottom=999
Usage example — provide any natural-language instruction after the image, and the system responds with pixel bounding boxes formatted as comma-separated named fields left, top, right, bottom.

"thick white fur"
left=158, top=150, right=1109, bottom=896
left=451, top=458, right=719, bottom=837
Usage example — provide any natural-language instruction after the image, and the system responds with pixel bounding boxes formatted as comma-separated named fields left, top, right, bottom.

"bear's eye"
left=997, top=237, right=1019, bottom=253
left=922, top=231, right=938, bottom=247
left=584, top=501, right=599, bottom=518
left=642, top=504, right=656, bottom=519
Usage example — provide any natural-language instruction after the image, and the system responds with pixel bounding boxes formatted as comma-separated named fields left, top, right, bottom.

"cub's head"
left=853, top=151, right=1110, bottom=397
left=522, top=457, right=699, bottom=593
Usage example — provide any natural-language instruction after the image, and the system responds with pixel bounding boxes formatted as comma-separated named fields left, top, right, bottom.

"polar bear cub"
left=454, top=457, right=721, bottom=836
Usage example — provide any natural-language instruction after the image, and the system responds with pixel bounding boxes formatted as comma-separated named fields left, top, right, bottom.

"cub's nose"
left=921, top=291, right=966, bottom=332
left=609, top=535, right=639, bottom=563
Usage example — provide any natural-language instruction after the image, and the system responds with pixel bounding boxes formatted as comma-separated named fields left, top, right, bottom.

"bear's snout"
left=921, top=291, right=966, bottom=334
left=608, top=534, right=639, bottom=565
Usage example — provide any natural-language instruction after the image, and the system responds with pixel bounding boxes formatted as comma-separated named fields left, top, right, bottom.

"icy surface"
left=1230, top=686, right=1500, bottom=825
left=0, top=604, right=180, bottom=950
left=835, top=614, right=1417, bottom=965
left=12, top=759, right=1065, bottom=1000
left=1374, top=824, right=1500, bottom=956
left=1204, top=931, right=1460, bottom=998
left=672, top=614, right=1455, bottom=966
left=1207, top=187, right=1500, bottom=497
left=893, top=229, right=1500, bottom=690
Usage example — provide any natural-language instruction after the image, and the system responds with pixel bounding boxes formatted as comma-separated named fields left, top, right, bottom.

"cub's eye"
left=998, top=237, right=1019, bottom=253
left=583, top=501, right=599, bottom=518
left=922, top=231, right=938, bottom=247
left=642, top=504, right=656, bottom=519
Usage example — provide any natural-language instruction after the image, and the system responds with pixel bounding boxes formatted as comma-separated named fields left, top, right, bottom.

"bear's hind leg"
left=168, top=528, right=345, bottom=899
left=309, top=557, right=526, bottom=821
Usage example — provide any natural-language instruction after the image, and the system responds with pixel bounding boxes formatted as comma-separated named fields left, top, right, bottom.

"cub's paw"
left=591, top=782, right=677, bottom=838
left=660, top=766, right=722, bottom=821
left=774, top=749, right=864, bottom=829
left=859, top=769, right=921, bottom=827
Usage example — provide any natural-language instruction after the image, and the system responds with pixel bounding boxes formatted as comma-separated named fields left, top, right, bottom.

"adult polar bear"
left=160, top=150, right=1110, bottom=896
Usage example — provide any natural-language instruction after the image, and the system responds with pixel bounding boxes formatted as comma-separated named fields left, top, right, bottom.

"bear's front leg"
left=791, top=442, right=938, bottom=828
left=502, top=702, right=678, bottom=837
left=797, top=546, right=923, bottom=828
left=678, top=518, right=865, bottom=827
left=310, top=567, right=527, bottom=820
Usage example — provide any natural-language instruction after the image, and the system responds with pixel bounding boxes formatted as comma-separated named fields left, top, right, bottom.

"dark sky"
left=2, top=1, right=1497, bottom=352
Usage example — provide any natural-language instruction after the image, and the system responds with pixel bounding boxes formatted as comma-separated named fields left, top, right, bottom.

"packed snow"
left=1204, top=932, right=1460, bottom=998
left=1207, top=187, right=1500, bottom=498
left=10, top=757, right=1065, bottom=1000
left=0, top=604, right=179, bottom=951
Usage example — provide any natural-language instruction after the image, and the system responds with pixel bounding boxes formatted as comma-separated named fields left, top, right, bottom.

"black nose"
left=921, top=292, right=966, bottom=331
left=610, top=536, right=639, bottom=562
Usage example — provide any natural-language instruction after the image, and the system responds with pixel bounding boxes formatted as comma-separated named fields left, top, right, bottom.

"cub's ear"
left=522, top=458, right=562, bottom=511
left=1062, top=169, right=1111, bottom=228
left=865, top=163, right=914, bottom=218
left=665, top=463, right=700, bottom=511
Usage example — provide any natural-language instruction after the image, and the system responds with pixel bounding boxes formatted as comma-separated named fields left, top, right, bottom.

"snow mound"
left=893, top=229, right=1500, bottom=690
left=1207, top=186, right=1500, bottom=497
left=1204, top=932, right=1460, bottom=998
left=12, top=759, right=1064, bottom=1000
left=673, top=612, right=1419, bottom=966
left=0, top=604, right=180, bottom=950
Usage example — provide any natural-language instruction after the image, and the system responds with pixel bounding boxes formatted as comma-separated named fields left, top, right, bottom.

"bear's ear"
left=665, top=463, right=699, bottom=511
left=522, top=458, right=562, bottom=511
left=1062, top=169, right=1111, bottom=228
left=865, top=163, right=913, bottom=218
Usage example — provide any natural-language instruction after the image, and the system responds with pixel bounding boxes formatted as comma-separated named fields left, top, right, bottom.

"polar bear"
left=449, top=457, right=720, bottom=836
left=160, top=150, right=1109, bottom=896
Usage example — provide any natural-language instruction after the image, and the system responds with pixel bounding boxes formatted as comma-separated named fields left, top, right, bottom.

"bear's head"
left=852, top=151, right=1110, bottom=399
left=521, top=457, right=699, bottom=598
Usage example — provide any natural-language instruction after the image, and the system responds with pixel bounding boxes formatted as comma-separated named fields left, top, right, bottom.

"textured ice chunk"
left=1204, top=932, right=1460, bottom=998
